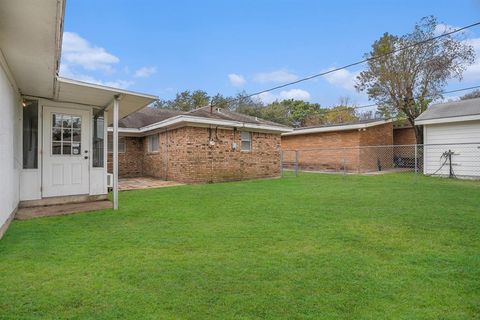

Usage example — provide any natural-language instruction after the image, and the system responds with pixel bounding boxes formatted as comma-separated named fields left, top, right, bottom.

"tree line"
left=153, top=91, right=374, bottom=127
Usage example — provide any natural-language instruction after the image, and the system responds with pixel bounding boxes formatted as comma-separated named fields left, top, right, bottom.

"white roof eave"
left=281, top=119, right=392, bottom=136
left=415, top=114, right=480, bottom=126
left=108, top=115, right=293, bottom=136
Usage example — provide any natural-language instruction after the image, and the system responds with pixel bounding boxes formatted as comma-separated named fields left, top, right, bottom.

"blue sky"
left=61, top=0, right=480, bottom=107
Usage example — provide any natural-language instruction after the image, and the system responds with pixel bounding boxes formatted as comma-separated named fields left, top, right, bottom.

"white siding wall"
left=424, top=120, right=480, bottom=178
left=0, top=60, right=21, bottom=231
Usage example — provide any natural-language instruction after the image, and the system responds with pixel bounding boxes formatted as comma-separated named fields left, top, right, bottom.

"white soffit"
left=0, top=0, right=64, bottom=98
left=56, top=77, right=158, bottom=122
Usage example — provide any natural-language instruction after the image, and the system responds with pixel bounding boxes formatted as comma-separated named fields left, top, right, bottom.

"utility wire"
left=243, top=21, right=480, bottom=100
left=335, top=85, right=480, bottom=112
left=206, top=20, right=480, bottom=109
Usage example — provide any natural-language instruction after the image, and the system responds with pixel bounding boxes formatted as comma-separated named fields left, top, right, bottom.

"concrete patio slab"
left=119, top=177, right=183, bottom=191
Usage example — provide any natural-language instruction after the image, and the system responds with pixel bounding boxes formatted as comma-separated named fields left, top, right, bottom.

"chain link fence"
left=281, top=143, right=480, bottom=179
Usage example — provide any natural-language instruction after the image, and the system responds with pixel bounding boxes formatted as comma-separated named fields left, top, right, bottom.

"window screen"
left=240, top=131, right=251, bottom=151
left=108, top=136, right=126, bottom=153
left=147, top=134, right=160, bottom=153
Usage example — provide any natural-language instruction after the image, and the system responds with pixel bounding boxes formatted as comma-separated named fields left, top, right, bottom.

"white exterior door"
left=42, top=107, right=90, bottom=197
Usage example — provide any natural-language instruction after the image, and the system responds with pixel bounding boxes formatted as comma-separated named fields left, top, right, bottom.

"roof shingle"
left=119, top=106, right=289, bottom=129
left=415, top=98, right=480, bottom=121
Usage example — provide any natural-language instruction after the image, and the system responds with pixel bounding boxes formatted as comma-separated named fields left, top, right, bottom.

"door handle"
left=84, top=156, right=89, bottom=160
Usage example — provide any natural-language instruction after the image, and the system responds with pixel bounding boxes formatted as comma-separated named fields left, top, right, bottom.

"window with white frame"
left=147, top=134, right=160, bottom=153
left=108, top=136, right=126, bottom=153
left=240, top=131, right=251, bottom=151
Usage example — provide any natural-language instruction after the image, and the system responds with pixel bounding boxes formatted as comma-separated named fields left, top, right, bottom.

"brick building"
left=393, top=125, right=417, bottom=145
left=281, top=119, right=398, bottom=172
left=108, top=107, right=291, bottom=183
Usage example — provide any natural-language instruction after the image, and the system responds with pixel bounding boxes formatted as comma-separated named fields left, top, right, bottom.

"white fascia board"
left=57, top=77, right=158, bottom=100
left=282, top=119, right=392, bottom=136
left=109, top=115, right=292, bottom=136
left=415, top=114, right=480, bottom=126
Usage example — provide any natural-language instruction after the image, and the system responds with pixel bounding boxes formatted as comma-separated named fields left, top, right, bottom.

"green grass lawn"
left=0, top=173, right=479, bottom=319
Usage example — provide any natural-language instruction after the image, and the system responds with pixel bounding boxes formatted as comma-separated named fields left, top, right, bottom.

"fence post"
left=295, top=150, right=299, bottom=177
left=280, top=151, right=284, bottom=177
left=414, top=144, right=418, bottom=175
left=343, top=148, right=346, bottom=176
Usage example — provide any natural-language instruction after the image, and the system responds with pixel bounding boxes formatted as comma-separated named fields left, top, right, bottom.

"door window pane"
left=52, top=128, right=62, bottom=142
left=72, top=116, right=81, bottom=129
left=72, top=129, right=81, bottom=142
left=62, top=128, right=71, bottom=141
left=52, top=142, right=62, bottom=155
left=62, top=143, right=72, bottom=155
left=23, top=101, right=39, bottom=168
left=72, top=143, right=81, bottom=155
left=51, top=112, right=82, bottom=156
left=52, top=114, right=62, bottom=128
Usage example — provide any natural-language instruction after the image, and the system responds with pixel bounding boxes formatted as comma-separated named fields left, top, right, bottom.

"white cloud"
left=134, top=66, right=157, bottom=78
left=257, top=89, right=311, bottom=104
left=59, top=63, right=133, bottom=89
left=62, top=32, right=119, bottom=72
left=228, top=73, right=246, bottom=87
left=323, top=68, right=360, bottom=91
left=253, top=69, right=298, bottom=83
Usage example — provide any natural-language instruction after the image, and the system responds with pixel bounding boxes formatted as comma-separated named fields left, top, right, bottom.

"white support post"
left=112, top=96, right=119, bottom=210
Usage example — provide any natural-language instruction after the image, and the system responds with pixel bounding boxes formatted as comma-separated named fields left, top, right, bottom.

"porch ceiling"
left=0, top=0, right=64, bottom=98
left=56, top=77, right=158, bottom=123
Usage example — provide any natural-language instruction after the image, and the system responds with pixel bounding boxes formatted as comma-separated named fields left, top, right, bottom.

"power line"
left=243, top=21, right=480, bottom=100
left=338, top=85, right=480, bottom=112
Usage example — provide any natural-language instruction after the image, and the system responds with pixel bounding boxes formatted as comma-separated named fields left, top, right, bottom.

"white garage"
left=415, top=98, right=480, bottom=179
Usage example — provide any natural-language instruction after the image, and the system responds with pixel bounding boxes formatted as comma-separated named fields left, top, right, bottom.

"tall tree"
left=355, top=16, right=475, bottom=143
left=322, top=106, right=358, bottom=124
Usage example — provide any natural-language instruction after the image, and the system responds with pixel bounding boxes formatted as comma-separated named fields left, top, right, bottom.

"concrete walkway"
left=119, top=177, right=182, bottom=191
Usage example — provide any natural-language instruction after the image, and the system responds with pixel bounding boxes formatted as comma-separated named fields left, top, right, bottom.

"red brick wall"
left=392, top=127, right=417, bottom=160
left=107, top=136, right=144, bottom=177
left=280, top=122, right=394, bottom=172
left=110, top=127, right=281, bottom=183
left=281, top=130, right=361, bottom=171
left=358, top=122, right=394, bottom=171
left=161, top=127, right=281, bottom=183
left=393, top=127, right=417, bottom=145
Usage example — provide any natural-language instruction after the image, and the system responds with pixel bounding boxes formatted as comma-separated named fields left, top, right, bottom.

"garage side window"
left=147, top=134, right=159, bottom=153
left=108, top=136, right=126, bottom=153
left=240, top=131, right=251, bottom=151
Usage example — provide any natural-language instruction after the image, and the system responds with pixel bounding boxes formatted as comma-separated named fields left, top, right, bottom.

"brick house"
left=108, top=107, right=291, bottom=183
left=393, top=124, right=417, bottom=145
left=281, top=119, right=398, bottom=172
